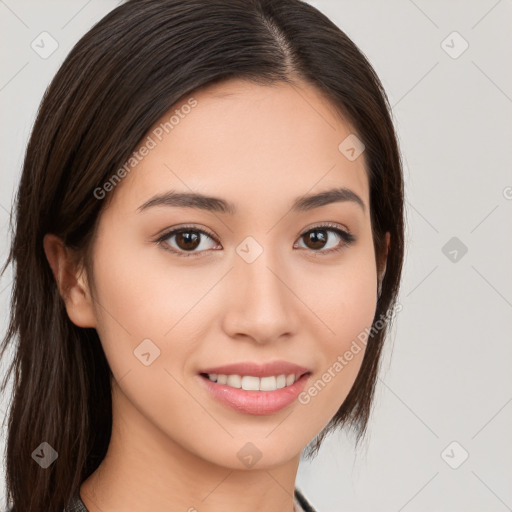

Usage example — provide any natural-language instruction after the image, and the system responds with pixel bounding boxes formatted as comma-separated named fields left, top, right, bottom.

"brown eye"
left=157, top=227, right=219, bottom=257
left=296, top=225, right=356, bottom=254
left=175, top=231, right=201, bottom=251
left=302, top=229, right=328, bottom=250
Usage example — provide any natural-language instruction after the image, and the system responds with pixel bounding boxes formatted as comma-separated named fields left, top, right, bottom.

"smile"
left=198, top=372, right=311, bottom=415
left=203, top=373, right=300, bottom=391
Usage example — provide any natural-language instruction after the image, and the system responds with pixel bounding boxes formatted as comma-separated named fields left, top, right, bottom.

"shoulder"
left=294, top=487, right=318, bottom=512
left=64, top=490, right=89, bottom=512
left=8, top=489, right=315, bottom=512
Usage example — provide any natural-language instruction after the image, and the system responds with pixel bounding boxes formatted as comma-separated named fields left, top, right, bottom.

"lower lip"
left=198, top=373, right=311, bottom=415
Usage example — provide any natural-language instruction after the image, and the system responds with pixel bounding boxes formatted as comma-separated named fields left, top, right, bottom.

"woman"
left=0, top=0, right=404, bottom=510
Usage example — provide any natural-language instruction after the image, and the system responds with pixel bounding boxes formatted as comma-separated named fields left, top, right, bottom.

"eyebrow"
left=137, top=187, right=365, bottom=215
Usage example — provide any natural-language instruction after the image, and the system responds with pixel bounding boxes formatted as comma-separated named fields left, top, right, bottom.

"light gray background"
left=1, top=1, right=511, bottom=511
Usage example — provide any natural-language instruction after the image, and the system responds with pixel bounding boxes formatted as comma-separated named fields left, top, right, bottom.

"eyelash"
left=155, top=222, right=356, bottom=258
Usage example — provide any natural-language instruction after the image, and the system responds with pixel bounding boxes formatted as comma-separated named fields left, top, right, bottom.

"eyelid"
left=299, top=221, right=352, bottom=237
left=154, top=224, right=220, bottom=257
left=294, top=222, right=356, bottom=254
left=155, top=222, right=356, bottom=257
left=155, top=223, right=218, bottom=242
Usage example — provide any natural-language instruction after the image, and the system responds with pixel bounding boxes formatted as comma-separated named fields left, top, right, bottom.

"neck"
left=80, top=380, right=300, bottom=512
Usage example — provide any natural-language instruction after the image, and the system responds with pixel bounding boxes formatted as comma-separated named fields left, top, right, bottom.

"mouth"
left=199, top=371, right=308, bottom=391
left=197, top=361, right=312, bottom=415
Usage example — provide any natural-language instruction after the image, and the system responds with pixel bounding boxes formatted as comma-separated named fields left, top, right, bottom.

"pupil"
left=177, top=231, right=200, bottom=250
left=174, top=230, right=329, bottom=252
left=307, top=230, right=326, bottom=250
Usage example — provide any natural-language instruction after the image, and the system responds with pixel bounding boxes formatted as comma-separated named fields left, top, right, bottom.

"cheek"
left=89, top=228, right=218, bottom=387
left=295, top=252, right=377, bottom=423
left=317, top=276, right=376, bottom=338
left=88, top=230, right=177, bottom=376
left=303, top=249, right=378, bottom=349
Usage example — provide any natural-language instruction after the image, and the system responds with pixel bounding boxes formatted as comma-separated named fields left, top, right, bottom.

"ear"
left=377, top=232, right=390, bottom=293
left=43, top=233, right=97, bottom=328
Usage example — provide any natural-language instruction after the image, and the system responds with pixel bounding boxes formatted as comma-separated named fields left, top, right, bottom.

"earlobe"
left=43, top=233, right=97, bottom=328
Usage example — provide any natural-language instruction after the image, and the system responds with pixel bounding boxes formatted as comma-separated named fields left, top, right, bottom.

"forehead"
left=107, top=78, right=369, bottom=215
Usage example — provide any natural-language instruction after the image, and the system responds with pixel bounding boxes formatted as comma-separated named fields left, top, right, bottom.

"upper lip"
left=199, top=360, right=311, bottom=379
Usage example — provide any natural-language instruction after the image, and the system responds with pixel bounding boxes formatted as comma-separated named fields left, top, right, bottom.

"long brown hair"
left=0, top=0, right=404, bottom=510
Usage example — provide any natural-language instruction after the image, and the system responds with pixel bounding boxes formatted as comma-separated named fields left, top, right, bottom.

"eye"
left=155, top=222, right=356, bottom=258
left=295, top=223, right=356, bottom=255
left=156, top=225, right=219, bottom=257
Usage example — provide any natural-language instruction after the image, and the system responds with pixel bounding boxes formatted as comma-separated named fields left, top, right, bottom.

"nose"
left=220, top=247, right=299, bottom=345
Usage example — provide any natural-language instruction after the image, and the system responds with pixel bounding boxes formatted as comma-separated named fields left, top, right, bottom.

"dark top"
left=62, top=487, right=317, bottom=511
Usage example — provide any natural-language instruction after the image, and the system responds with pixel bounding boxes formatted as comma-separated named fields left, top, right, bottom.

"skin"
left=44, top=77, right=389, bottom=512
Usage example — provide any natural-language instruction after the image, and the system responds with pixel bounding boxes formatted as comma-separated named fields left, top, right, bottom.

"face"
left=82, top=78, right=380, bottom=470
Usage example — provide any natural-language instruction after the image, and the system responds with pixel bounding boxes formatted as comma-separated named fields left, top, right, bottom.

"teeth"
left=258, top=376, right=276, bottom=391
left=207, top=373, right=299, bottom=391
left=227, top=375, right=241, bottom=388
left=242, top=375, right=260, bottom=391
left=276, top=375, right=286, bottom=389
